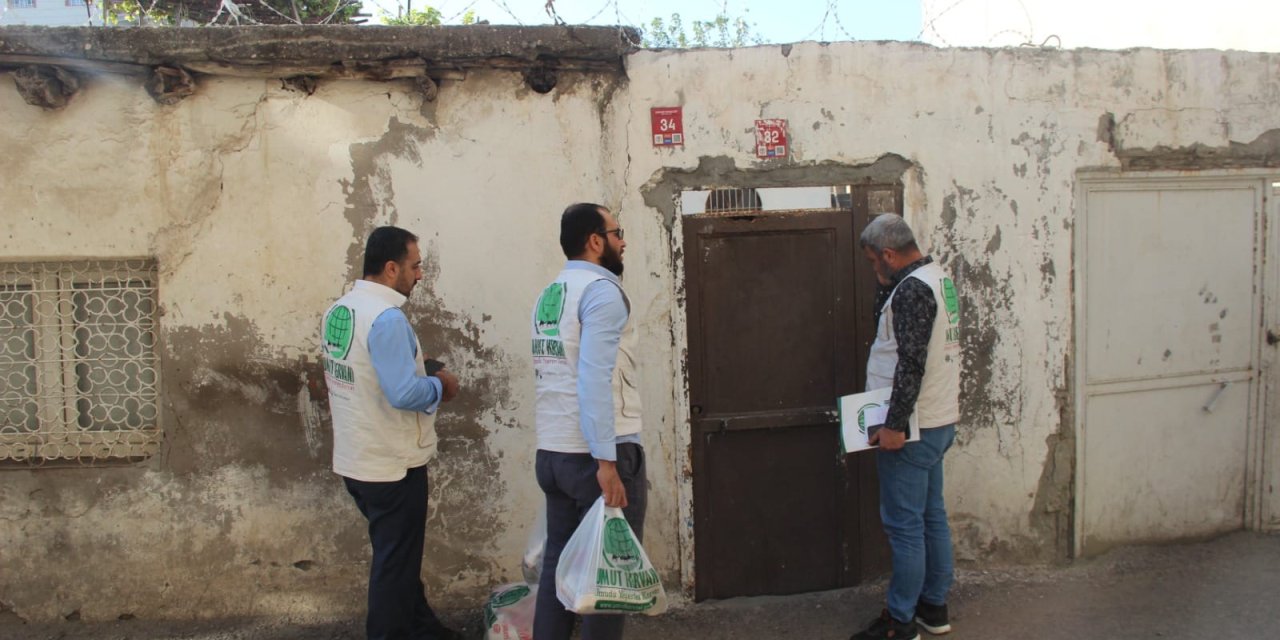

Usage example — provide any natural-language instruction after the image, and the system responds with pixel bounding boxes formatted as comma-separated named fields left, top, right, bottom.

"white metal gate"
left=1074, top=175, right=1273, bottom=555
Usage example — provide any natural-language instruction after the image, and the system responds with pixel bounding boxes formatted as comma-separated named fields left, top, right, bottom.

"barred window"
left=9, top=0, right=37, bottom=8
left=1, top=260, right=161, bottom=464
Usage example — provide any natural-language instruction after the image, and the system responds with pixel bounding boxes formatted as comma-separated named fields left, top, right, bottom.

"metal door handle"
left=1203, top=382, right=1229, bottom=413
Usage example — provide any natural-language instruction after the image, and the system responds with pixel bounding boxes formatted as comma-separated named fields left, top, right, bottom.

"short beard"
left=395, top=272, right=416, bottom=297
left=601, top=243, right=624, bottom=276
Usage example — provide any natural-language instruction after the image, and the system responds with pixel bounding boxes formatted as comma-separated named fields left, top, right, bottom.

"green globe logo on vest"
left=941, top=277, right=960, bottom=343
left=324, top=306, right=355, bottom=359
left=535, top=283, right=566, bottom=336
left=323, top=305, right=356, bottom=384
left=532, top=282, right=567, bottom=358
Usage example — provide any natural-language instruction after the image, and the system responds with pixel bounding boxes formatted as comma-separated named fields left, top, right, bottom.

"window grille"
left=1, top=260, right=161, bottom=464
left=705, top=188, right=763, bottom=214
left=9, top=0, right=37, bottom=8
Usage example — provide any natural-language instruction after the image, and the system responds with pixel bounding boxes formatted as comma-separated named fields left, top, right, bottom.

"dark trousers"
left=344, top=465, right=449, bottom=640
left=533, top=444, right=648, bottom=640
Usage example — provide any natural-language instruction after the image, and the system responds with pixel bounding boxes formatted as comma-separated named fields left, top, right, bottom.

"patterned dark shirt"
left=872, top=256, right=937, bottom=433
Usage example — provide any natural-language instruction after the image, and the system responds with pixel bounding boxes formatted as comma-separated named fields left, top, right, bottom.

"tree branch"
left=256, top=0, right=299, bottom=24
left=320, top=0, right=357, bottom=25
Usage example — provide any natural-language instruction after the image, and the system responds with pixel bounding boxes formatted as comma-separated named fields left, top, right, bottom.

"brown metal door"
left=684, top=187, right=894, bottom=600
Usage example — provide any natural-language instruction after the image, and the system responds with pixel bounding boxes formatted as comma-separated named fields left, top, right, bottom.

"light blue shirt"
left=567, top=260, right=642, bottom=461
left=368, top=307, right=443, bottom=415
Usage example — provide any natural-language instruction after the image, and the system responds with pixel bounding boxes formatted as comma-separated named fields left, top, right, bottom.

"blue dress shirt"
left=368, top=307, right=443, bottom=415
left=567, top=260, right=642, bottom=461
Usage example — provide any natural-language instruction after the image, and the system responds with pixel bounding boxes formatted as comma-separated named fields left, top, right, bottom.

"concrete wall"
left=0, top=67, right=636, bottom=622
left=622, top=43, right=1280, bottom=570
left=2, top=39, right=1278, bottom=622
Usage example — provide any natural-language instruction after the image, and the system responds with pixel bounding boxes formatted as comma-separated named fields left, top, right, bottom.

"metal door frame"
left=669, top=182, right=903, bottom=597
left=1073, top=170, right=1276, bottom=557
left=683, top=210, right=856, bottom=600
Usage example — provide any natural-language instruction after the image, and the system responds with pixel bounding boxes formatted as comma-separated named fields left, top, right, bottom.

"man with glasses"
left=530, top=203, right=646, bottom=640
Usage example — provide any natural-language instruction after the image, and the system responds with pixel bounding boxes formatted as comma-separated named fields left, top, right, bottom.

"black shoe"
left=914, top=600, right=951, bottom=635
left=851, top=609, right=920, bottom=640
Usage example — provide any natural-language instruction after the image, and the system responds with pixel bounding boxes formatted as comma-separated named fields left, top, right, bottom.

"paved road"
left=4, top=531, right=1277, bottom=639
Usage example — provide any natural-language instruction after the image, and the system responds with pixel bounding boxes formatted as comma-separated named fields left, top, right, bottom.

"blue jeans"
left=876, top=424, right=956, bottom=624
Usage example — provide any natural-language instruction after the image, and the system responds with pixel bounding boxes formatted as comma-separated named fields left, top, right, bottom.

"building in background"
left=2, top=0, right=102, bottom=26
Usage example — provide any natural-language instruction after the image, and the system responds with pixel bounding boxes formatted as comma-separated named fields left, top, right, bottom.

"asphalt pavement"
left=4, top=531, right=1277, bottom=640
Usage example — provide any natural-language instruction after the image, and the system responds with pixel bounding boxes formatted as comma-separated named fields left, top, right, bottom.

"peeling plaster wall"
left=0, top=68, right=638, bottom=622
left=618, top=43, right=1280, bottom=571
left=2, top=40, right=1280, bottom=623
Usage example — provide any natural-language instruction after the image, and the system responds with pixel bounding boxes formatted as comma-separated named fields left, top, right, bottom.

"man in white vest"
left=321, top=226, right=462, bottom=640
left=851, top=214, right=961, bottom=640
left=531, top=203, right=646, bottom=640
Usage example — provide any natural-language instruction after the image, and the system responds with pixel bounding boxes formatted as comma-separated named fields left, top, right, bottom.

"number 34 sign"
left=651, top=107, right=684, bottom=147
left=755, top=119, right=788, bottom=158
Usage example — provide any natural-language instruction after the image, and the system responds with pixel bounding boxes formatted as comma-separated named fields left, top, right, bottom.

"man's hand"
left=596, top=460, right=628, bottom=508
left=433, top=369, right=460, bottom=403
left=870, top=427, right=907, bottom=451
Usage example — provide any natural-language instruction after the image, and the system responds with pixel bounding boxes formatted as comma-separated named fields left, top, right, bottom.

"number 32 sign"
left=755, top=119, right=788, bottom=158
left=651, top=107, right=684, bottom=147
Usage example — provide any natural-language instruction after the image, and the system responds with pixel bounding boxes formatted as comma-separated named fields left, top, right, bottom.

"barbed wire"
left=918, top=0, right=973, bottom=44
left=580, top=0, right=613, bottom=23
left=408, top=0, right=871, bottom=44
left=444, top=0, right=481, bottom=23
left=829, top=0, right=854, bottom=41
left=490, top=0, right=523, bottom=24
left=919, top=0, right=1042, bottom=47
left=802, top=0, right=855, bottom=42
left=805, top=0, right=833, bottom=40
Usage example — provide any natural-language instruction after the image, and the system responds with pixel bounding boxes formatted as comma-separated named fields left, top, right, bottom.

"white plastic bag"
left=521, top=504, right=546, bottom=585
left=554, top=497, right=668, bottom=616
left=483, top=583, right=537, bottom=640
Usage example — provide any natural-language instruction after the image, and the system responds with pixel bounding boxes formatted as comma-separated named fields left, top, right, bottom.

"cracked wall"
left=620, top=43, right=1280, bottom=568
left=0, top=67, right=639, bottom=622
left=3, top=39, right=1280, bottom=623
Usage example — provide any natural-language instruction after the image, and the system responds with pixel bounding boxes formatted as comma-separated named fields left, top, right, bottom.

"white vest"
left=866, top=262, right=961, bottom=429
left=322, top=281, right=437, bottom=482
left=532, top=268, right=643, bottom=453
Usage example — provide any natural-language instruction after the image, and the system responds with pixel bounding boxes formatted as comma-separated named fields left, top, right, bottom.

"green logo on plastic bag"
left=602, top=516, right=642, bottom=572
left=483, top=584, right=531, bottom=629
left=491, top=584, right=530, bottom=609
left=323, top=305, right=355, bottom=360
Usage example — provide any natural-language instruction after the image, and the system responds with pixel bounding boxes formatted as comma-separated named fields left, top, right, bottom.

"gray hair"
left=859, top=214, right=917, bottom=252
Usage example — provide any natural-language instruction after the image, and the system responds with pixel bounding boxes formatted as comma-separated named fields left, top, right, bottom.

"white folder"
left=839, top=387, right=921, bottom=454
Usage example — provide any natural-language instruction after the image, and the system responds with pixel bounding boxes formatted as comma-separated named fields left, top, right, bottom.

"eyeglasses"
left=598, top=227, right=625, bottom=240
